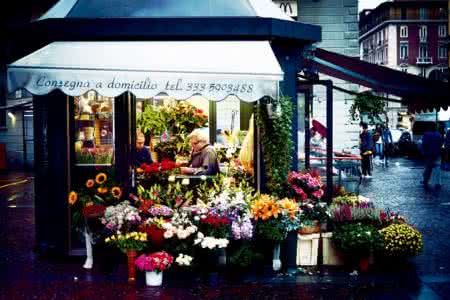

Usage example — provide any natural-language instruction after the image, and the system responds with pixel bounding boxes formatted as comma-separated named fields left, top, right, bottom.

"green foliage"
left=349, top=93, right=387, bottom=124
left=332, top=223, right=384, bottom=257
left=137, top=105, right=167, bottom=136
left=228, top=241, right=263, bottom=268
left=256, top=96, right=293, bottom=196
left=255, top=219, right=284, bottom=241
left=137, top=182, right=194, bottom=208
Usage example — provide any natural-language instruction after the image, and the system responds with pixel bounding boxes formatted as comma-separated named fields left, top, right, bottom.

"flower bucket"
left=272, top=243, right=281, bottom=271
left=145, top=271, right=163, bottom=286
left=126, top=250, right=137, bottom=284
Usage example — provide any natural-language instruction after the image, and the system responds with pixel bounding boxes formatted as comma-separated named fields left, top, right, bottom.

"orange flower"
left=111, top=187, right=122, bottom=199
left=85, top=202, right=94, bottom=207
left=68, top=191, right=78, bottom=205
left=86, top=179, right=95, bottom=188
left=95, top=173, right=107, bottom=184
left=97, top=187, right=108, bottom=194
left=251, top=195, right=280, bottom=221
left=136, top=167, right=143, bottom=174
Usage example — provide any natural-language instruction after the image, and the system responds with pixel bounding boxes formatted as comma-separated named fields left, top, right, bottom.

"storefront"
left=6, top=0, right=320, bottom=272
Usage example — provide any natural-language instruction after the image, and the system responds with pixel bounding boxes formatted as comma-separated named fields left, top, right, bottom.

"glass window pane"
left=73, top=91, right=114, bottom=166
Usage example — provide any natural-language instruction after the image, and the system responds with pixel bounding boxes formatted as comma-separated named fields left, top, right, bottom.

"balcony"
left=416, top=56, right=433, bottom=64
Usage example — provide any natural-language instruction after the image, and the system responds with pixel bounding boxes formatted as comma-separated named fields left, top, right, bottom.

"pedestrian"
left=444, top=129, right=450, bottom=171
left=381, top=124, right=393, bottom=166
left=421, top=128, right=443, bottom=189
left=373, top=124, right=382, bottom=160
left=360, top=122, right=373, bottom=178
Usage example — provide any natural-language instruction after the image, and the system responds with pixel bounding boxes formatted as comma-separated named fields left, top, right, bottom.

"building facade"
left=274, top=0, right=360, bottom=151
left=359, top=0, right=448, bottom=129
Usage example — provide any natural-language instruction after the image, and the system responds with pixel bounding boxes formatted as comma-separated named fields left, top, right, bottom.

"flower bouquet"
left=288, top=171, right=324, bottom=202
left=135, top=251, right=174, bottom=286
left=101, top=201, right=141, bottom=232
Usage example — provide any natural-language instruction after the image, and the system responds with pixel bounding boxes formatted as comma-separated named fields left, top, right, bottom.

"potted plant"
left=135, top=251, right=174, bottom=286
left=331, top=223, right=383, bottom=272
left=380, top=223, right=423, bottom=260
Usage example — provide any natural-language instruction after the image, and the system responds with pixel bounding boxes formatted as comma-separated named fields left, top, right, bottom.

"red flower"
left=82, top=204, right=106, bottom=218
left=139, top=200, right=154, bottom=213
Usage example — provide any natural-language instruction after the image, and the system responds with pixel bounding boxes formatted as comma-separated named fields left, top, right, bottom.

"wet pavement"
left=0, top=158, right=449, bottom=299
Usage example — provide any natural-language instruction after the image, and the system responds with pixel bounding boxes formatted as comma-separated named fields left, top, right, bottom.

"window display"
left=73, top=91, right=114, bottom=166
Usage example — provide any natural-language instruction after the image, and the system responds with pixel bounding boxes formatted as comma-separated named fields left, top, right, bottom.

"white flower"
left=177, top=230, right=188, bottom=240
left=182, top=178, right=190, bottom=185
left=200, top=175, right=207, bottom=181
left=200, top=215, right=207, bottom=220
left=162, top=222, right=172, bottom=230
left=197, top=232, right=204, bottom=239
left=187, top=226, right=197, bottom=234
left=194, top=216, right=200, bottom=221
left=168, top=175, right=176, bottom=182
left=164, top=230, right=174, bottom=239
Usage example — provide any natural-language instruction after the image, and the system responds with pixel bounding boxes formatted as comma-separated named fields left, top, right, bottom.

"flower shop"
left=6, top=0, right=424, bottom=286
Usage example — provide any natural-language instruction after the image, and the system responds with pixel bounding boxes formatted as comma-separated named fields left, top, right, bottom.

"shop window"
left=400, top=26, right=408, bottom=38
left=401, top=8, right=407, bottom=20
left=73, top=91, right=115, bottom=166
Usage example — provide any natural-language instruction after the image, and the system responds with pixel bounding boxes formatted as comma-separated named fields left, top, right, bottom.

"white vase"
left=218, top=248, right=227, bottom=266
left=272, top=243, right=281, bottom=271
left=145, top=271, right=163, bottom=286
left=83, top=229, right=93, bottom=269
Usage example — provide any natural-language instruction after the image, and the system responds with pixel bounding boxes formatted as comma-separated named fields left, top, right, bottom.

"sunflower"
left=68, top=191, right=78, bottom=205
left=95, top=173, right=107, bottom=184
left=111, top=187, right=122, bottom=199
left=86, top=179, right=95, bottom=188
left=97, top=187, right=108, bottom=194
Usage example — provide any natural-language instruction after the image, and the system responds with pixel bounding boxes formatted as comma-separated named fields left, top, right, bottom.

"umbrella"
left=312, top=119, right=327, bottom=138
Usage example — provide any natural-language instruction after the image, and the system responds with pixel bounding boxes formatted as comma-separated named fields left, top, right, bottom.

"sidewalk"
left=0, top=159, right=449, bottom=299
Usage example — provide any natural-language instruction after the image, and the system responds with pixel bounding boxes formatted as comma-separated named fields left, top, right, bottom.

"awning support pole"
left=297, top=79, right=334, bottom=203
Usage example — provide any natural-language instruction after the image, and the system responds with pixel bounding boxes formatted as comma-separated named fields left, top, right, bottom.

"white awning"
left=8, top=41, right=283, bottom=101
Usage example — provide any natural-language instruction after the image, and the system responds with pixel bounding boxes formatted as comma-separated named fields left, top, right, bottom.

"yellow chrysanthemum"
left=95, top=173, right=107, bottom=184
left=111, top=187, right=122, bottom=199
left=85, top=179, right=95, bottom=188
left=68, top=191, right=78, bottom=205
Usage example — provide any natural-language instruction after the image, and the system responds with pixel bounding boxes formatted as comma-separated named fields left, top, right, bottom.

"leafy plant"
left=256, top=96, right=293, bottom=196
left=349, top=92, right=387, bottom=124
left=255, top=219, right=284, bottom=241
left=137, top=105, right=167, bottom=137
left=331, top=223, right=383, bottom=257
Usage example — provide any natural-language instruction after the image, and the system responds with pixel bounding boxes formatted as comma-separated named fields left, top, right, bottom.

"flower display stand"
left=145, top=271, right=163, bottom=286
left=321, top=232, right=344, bottom=266
left=296, top=233, right=320, bottom=266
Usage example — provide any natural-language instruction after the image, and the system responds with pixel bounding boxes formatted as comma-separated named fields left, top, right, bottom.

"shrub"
left=380, top=224, right=423, bottom=258
left=332, top=223, right=383, bottom=257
